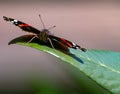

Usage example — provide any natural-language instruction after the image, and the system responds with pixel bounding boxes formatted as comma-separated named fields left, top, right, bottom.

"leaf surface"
left=9, top=35, right=120, bottom=94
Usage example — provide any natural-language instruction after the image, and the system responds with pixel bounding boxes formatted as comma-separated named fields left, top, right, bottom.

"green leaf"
left=9, top=35, right=120, bottom=94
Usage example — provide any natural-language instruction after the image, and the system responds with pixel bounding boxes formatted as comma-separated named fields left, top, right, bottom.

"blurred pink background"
left=0, top=0, right=120, bottom=93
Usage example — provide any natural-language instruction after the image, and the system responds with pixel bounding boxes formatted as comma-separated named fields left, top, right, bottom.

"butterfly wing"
left=49, top=35, right=86, bottom=52
left=3, top=16, right=40, bottom=34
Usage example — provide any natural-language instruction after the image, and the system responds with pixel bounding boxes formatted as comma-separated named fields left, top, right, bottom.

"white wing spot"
left=11, top=21, right=14, bottom=23
left=14, top=20, right=18, bottom=22
left=72, top=42, right=76, bottom=46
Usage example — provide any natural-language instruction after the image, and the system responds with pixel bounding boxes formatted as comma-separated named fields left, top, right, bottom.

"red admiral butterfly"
left=3, top=15, right=86, bottom=52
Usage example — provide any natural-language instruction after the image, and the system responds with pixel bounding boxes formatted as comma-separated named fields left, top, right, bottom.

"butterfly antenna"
left=39, top=14, right=46, bottom=29
left=48, top=25, right=56, bottom=30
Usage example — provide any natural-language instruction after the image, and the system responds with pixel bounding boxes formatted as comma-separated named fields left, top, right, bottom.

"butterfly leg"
left=27, top=35, right=37, bottom=43
left=48, top=38, right=55, bottom=49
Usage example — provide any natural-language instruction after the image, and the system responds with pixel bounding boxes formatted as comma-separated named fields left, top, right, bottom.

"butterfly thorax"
left=37, top=29, right=50, bottom=42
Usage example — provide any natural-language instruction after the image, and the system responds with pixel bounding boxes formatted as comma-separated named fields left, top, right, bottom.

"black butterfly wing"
left=3, top=16, right=40, bottom=34
left=48, top=35, right=69, bottom=54
left=49, top=35, right=79, bottom=48
left=49, top=35, right=86, bottom=52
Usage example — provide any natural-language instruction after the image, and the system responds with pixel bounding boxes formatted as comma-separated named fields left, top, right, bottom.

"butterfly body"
left=3, top=16, right=86, bottom=52
left=38, top=29, right=50, bottom=42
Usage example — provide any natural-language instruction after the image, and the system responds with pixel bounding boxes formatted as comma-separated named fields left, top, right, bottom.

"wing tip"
left=3, top=16, right=9, bottom=21
left=81, top=48, right=87, bottom=52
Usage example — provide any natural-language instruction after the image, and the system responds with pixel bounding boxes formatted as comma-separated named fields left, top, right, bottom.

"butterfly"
left=3, top=15, right=86, bottom=53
